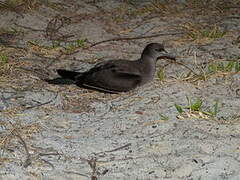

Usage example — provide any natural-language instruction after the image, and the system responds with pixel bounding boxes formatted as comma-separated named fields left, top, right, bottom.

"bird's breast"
left=139, top=65, right=156, bottom=85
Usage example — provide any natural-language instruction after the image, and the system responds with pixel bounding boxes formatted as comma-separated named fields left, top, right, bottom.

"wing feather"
left=92, top=60, right=141, bottom=77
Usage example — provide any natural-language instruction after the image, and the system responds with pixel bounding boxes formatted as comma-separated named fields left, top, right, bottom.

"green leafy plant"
left=187, top=96, right=202, bottom=111
left=157, top=68, right=165, bottom=81
left=175, top=96, right=219, bottom=120
left=175, top=103, right=184, bottom=113
left=76, top=39, right=86, bottom=48
left=0, top=54, right=8, bottom=64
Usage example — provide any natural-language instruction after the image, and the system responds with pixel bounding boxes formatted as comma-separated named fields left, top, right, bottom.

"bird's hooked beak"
left=157, top=49, right=176, bottom=61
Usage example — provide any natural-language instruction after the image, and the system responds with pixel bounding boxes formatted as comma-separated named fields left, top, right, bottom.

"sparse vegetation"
left=113, top=0, right=180, bottom=22
left=159, top=113, right=169, bottom=121
left=207, top=60, right=240, bottom=73
left=175, top=96, right=219, bottom=120
left=47, top=39, right=87, bottom=50
left=179, top=59, right=240, bottom=82
left=64, top=39, right=87, bottom=53
left=139, top=0, right=180, bottom=16
left=0, top=54, right=9, bottom=76
left=157, top=68, right=165, bottom=81
left=116, top=0, right=238, bottom=23
left=0, top=54, right=8, bottom=64
left=0, top=0, right=32, bottom=12
left=0, top=0, right=48, bottom=12
left=181, top=23, right=226, bottom=42
left=184, top=0, right=238, bottom=13
left=27, top=38, right=87, bottom=56
left=0, top=27, right=19, bottom=36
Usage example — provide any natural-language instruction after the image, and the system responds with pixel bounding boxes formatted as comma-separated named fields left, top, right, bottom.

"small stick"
left=88, top=32, right=185, bottom=48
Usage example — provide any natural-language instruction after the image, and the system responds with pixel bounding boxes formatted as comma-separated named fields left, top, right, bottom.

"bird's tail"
left=45, top=69, right=82, bottom=85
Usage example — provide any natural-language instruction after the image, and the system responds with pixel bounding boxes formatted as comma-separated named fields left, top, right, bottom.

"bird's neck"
left=139, top=54, right=157, bottom=68
left=138, top=54, right=157, bottom=84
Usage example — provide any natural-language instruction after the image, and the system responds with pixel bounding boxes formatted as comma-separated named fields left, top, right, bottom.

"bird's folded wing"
left=112, top=66, right=141, bottom=77
left=94, top=61, right=141, bottom=77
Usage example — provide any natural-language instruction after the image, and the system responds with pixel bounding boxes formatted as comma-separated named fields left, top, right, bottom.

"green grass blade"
left=0, top=54, right=8, bottom=64
left=157, top=68, right=165, bottom=81
left=212, top=100, right=219, bottom=117
left=175, top=104, right=184, bottom=113
left=235, top=61, right=240, bottom=72
left=191, top=97, right=202, bottom=111
left=225, top=61, right=234, bottom=72
left=159, top=114, right=169, bottom=121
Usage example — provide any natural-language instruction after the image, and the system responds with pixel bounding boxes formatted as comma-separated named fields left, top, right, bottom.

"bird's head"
left=142, top=43, right=176, bottom=61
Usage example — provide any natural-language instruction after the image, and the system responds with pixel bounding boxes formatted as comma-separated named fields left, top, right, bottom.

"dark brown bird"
left=46, top=43, right=175, bottom=93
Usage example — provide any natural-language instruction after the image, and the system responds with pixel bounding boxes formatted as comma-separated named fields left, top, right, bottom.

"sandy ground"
left=0, top=0, right=240, bottom=179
